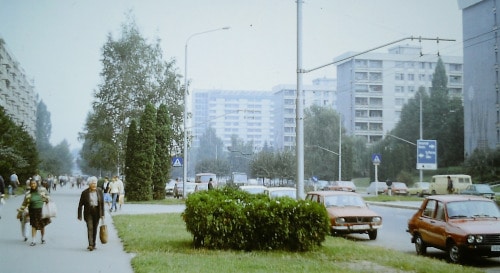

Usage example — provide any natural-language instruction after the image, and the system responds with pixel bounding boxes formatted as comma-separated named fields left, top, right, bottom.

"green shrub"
left=182, top=187, right=329, bottom=251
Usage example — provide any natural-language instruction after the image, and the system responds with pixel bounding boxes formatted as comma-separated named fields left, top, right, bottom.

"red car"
left=407, top=195, right=500, bottom=263
left=306, top=191, right=382, bottom=240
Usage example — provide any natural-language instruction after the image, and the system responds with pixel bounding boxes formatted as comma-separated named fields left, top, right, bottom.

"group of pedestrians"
left=1, top=171, right=126, bottom=252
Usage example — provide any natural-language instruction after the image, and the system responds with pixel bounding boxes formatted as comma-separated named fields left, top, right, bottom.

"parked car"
left=408, top=182, right=430, bottom=197
left=305, top=191, right=382, bottom=240
left=265, top=187, right=296, bottom=199
left=366, top=182, right=388, bottom=195
left=390, top=182, right=409, bottom=196
left=407, top=195, right=500, bottom=263
left=460, top=184, right=495, bottom=199
left=239, top=185, right=267, bottom=194
left=165, top=179, right=176, bottom=196
left=324, top=181, right=356, bottom=192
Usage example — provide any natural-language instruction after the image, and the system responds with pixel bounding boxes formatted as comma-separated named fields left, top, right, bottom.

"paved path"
left=0, top=186, right=184, bottom=273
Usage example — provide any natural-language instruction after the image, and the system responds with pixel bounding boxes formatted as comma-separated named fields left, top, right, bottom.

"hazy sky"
left=0, top=0, right=463, bottom=149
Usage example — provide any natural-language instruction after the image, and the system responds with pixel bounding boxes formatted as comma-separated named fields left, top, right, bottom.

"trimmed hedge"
left=182, top=187, right=330, bottom=251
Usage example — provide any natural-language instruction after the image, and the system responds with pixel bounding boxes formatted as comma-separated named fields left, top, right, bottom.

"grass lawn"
left=113, top=213, right=481, bottom=273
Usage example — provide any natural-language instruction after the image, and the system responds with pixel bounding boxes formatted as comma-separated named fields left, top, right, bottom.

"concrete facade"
left=0, top=38, right=37, bottom=138
left=336, top=45, right=463, bottom=143
left=458, top=0, right=500, bottom=155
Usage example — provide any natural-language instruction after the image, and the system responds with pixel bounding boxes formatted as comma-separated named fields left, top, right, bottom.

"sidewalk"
left=0, top=186, right=184, bottom=273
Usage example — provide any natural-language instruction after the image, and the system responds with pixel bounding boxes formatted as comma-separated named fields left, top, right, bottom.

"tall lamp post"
left=183, top=26, right=230, bottom=198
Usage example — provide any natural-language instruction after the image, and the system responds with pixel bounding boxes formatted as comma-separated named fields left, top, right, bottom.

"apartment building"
left=191, top=89, right=275, bottom=152
left=0, top=38, right=37, bottom=138
left=273, top=77, right=337, bottom=150
left=336, top=45, right=463, bottom=143
left=459, top=0, right=500, bottom=154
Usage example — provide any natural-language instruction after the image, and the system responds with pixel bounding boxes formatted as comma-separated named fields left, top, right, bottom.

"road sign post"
left=372, top=154, right=381, bottom=196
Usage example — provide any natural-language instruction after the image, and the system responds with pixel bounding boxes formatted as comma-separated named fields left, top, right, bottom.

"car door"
left=418, top=199, right=444, bottom=247
left=425, top=201, right=447, bottom=249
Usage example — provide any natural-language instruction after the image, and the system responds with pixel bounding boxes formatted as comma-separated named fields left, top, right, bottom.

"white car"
left=265, top=187, right=296, bottom=199
left=239, top=185, right=267, bottom=194
left=366, top=182, right=388, bottom=195
left=165, top=179, right=176, bottom=195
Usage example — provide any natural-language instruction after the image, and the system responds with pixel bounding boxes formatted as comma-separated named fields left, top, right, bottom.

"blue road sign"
left=172, top=157, right=183, bottom=167
left=417, top=140, right=437, bottom=170
left=372, top=153, right=381, bottom=164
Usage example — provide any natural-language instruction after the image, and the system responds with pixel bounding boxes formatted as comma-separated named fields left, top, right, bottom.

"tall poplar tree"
left=152, top=104, right=171, bottom=199
left=126, top=104, right=156, bottom=201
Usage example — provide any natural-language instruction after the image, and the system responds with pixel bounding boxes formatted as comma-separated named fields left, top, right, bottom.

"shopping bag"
left=42, top=201, right=57, bottom=218
left=99, top=224, right=108, bottom=244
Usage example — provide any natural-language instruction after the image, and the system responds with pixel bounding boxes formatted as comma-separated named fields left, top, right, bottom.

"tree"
left=35, top=100, right=51, bottom=152
left=0, top=106, right=38, bottom=181
left=303, top=105, right=352, bottom=181
left=124, top=119, right=139, bottom=195
left=126, top=104, right=156, bottom=201
left=80, top=14, right=184, bottom=175
left=151, top=104, right=171, bottom=199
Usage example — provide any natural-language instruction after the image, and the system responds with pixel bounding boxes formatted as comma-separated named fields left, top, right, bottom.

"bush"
left=182, top=187, right=329, bottom=251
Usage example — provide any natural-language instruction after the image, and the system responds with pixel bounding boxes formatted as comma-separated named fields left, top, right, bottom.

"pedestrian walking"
left=0, top=174, right=5, bottom=219
left=109, top=176, right=123, bottom=212
left=103, top=177, right=112, bottom=210
left=10, top=171, right=19, bottom=196
left=17, top=179, right=51, bottom=246
left=77, top=176, right=105, bottom=251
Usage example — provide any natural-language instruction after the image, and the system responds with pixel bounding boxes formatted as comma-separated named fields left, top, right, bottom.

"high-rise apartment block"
left=0, top=38, right=37, bottom=138
left=336, top=45, right=463, bottom=143
left=459, top=0, right=500, bottom=154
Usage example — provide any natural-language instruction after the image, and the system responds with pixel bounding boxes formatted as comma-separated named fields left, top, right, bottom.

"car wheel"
left=368, top=230, right=377, bottom=240
left=447, top=242, right=462, bottom=263
left=414, top=234, right=426, bottom=255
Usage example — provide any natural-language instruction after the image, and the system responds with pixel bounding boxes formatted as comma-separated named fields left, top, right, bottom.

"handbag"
left=42, top=201, right=57, bottom=218
left=99, top=221, right=108, bottom=244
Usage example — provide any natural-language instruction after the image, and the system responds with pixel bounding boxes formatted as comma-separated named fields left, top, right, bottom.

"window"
left=449, top=63, right=462, bottom=72
left=419, top=74, right=426, bottom=81
left=355, top=84, right=368, bottom=92
left=369, top=85, right=382, bottom=92
left=355, top=122, right=368, bottom=130
left=423, top=200, right=436, bottom=218
left=395, top=98, right=405, bottom=105
left=407, top=74, right=414, bottom=81
left=355, top=59, right=368, bottom=68
left=355, top=110, right=368, bottom=117
left=449, top=75, right=462, bottom=84
left=355, top=97, right=368, bottom=105
left=435, top=201, right=445, bottom=221
left=369, top=72, right=382, bottom=81
left=370, top=97, right=382, bottom=106
left=395, top=73, right=404, bottom=80
left=395, top=86, right=404, bottom=93
left=369, top=110, right=382, bottom=118
left=419, top=62, right=426, bottom=69
left=369, top=60, right=382, bottom=68
left=355, top=72, right=368, bottom=81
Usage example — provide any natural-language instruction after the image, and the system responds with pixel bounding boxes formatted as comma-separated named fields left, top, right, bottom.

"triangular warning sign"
left=173, top=158, right=182, bottom=167
left=373, top=156, right=381, bottom=162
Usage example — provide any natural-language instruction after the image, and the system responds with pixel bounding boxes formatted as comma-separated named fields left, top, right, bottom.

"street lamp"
left=183, top=26, right=230, bottom=198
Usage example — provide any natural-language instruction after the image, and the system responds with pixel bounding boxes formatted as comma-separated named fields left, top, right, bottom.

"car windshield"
left=447, top=201, right=500, bottom=218
left=324, top=195, right=365, bottom=207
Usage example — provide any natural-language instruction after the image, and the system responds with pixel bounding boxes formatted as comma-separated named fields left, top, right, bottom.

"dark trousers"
left=85, top=207, right=100, bottom=247
left=111, top=193, right=118, bottom=211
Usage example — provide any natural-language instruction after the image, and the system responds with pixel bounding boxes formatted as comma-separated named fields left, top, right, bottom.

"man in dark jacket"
left=77, top=176, right=105, bottom=251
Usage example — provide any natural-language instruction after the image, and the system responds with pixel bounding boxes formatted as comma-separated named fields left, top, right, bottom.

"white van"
left=429, top=174, right=472, bottom=195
